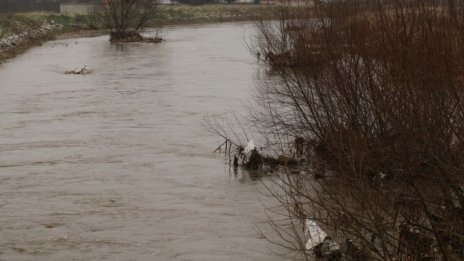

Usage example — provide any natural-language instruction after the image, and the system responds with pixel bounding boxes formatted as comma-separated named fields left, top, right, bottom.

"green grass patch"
left=149, top=4, right=279, bottom=26
left=0, top=12, right=101, bottom=39
left=0, top=14, right=41, bottom=36
left=0, top=28, right=9, bottom=38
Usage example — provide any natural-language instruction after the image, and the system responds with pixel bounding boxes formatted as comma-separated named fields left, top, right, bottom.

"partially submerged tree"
left=95, top=0, right=162, bottom=42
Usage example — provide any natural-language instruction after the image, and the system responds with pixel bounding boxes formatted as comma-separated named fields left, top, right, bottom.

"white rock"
left=305, top=219, right=327, bottom=250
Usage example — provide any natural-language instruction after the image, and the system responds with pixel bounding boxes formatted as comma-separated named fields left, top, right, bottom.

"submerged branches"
left=250, top=0, right=464, bottom=260
left=94, top=0, right=162, bottom=42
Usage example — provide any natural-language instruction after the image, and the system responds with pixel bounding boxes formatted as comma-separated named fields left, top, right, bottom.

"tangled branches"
left=251, top=0, right=464, bottom=260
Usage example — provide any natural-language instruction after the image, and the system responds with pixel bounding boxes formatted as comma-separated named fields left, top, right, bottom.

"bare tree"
left=95, top=0, right=161, bottom=42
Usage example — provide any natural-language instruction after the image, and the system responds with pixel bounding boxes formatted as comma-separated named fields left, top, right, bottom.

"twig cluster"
left=251, top=0, right=464, bottom=260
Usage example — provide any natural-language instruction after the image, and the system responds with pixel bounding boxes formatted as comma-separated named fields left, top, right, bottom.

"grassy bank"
left=1, top=4, right=281, bottom=33
left=0, top=12, right=97, bottom=62
left=0, top=13, right=92, bottom=38
left=153, top=4, right=277, bottom=25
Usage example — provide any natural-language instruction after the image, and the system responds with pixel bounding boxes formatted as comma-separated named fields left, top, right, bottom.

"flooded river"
left=0, top=23, right=286, bottom=260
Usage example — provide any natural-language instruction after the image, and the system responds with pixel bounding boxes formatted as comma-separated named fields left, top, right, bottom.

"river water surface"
left=0, top=23, right=286, bottom=261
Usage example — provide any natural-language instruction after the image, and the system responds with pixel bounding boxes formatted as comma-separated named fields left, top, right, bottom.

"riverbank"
left=0, top=12, right=94, bottom=63
left=0, top=4, right=280, bottom=63
left=0, top=20, right=64, bottom=62
left=153, top=4, right=276, bottom=25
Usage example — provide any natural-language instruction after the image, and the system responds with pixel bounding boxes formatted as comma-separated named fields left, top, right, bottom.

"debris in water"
left=64, top=65, right=94, bottom=75
left=13, top=247, right=26, bottom=253
left=243, top=139, right=255, bottom=154
left=305, top=219, right=341, bottom=259
left=238, top=140, right=263, bottom=169
left=110, top=30, right=163, bottom=43
left=305, top=219, right=328, bottom=250
left=244, top=148, right=263, bottom=170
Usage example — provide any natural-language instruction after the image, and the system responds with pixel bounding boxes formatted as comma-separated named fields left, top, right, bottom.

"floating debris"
left=110, top=30, right=163, bottom=43
left=64, top=66, right=94, bottom=75
left=305, top=219, right=328, bottom=250
left=305, top=219, right=341, bottom=259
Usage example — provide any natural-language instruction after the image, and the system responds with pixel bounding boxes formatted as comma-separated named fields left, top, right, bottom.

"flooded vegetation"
left=0, top=23, right=286, bottom=261
left=248, top=1, right=464, bottom=260
left=3, top=1, right=464, bottom=260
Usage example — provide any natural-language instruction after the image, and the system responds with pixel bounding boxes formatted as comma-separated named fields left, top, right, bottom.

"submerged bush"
left=94, top=0, right=161, bottom=41
left=253, top=0, right=464, bottom=260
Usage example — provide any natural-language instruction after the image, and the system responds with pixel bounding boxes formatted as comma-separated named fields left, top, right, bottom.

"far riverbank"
left=0, top=4, right=282, bottom=63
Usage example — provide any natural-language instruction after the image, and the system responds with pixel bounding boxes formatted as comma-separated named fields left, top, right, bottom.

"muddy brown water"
left=0, top=23, right=288, bottom=261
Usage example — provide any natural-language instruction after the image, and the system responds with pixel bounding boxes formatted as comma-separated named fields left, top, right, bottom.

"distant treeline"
left=0, top=0, right=61, bottom=13
left=0, top=0, right=97, bottom=13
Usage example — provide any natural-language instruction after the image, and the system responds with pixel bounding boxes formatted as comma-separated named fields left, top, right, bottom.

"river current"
left=0, top=22, right=286, bottom=261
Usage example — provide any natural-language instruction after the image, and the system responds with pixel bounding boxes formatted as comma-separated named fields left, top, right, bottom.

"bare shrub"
left=94, top=0, right=161, bottom=41
left=252, top=0, right=464, bottom=260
